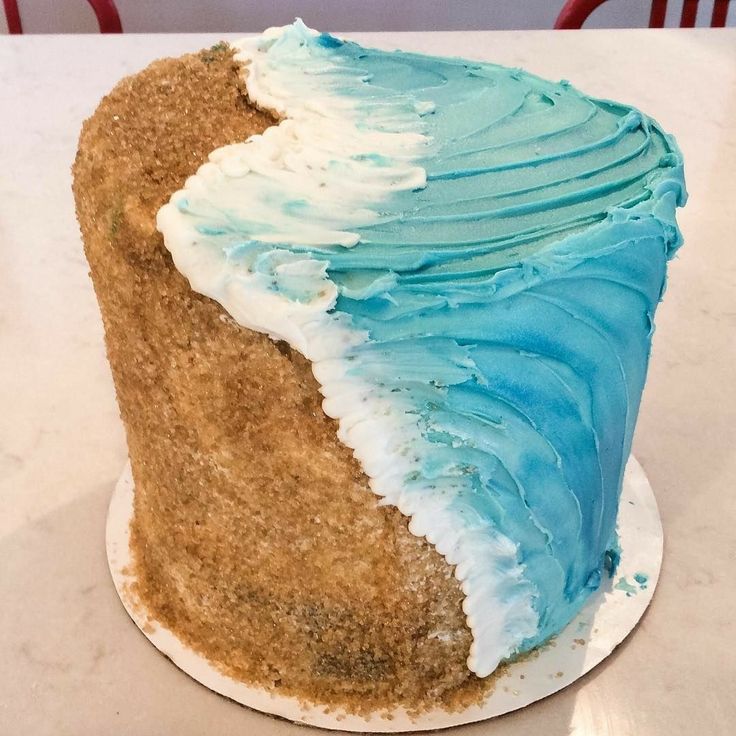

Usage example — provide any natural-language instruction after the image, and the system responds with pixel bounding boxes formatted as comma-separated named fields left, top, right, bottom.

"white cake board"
left=106, top=456, right=662, bottom=732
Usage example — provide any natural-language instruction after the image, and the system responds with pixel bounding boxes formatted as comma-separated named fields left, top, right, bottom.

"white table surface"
left=1, top=29, right=734, bottom=736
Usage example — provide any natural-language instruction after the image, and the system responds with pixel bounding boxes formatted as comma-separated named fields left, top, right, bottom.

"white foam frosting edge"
left=156, top=21, right=539, bottom=677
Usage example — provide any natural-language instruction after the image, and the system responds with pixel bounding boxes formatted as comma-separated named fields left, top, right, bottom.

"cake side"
left=158, top=23, right=686, bottom=680
left=72, top=46, right=487, bottom=712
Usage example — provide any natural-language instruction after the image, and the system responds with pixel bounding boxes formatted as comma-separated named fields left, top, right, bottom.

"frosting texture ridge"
left=157, top=21, right=686, bottom=677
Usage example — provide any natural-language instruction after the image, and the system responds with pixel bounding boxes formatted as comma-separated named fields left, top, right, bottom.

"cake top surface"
left=158, top=21, right=685, bottom=678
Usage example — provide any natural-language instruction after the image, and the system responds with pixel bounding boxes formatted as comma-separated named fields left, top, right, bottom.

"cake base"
left=106, top=456, right=662, bottom=732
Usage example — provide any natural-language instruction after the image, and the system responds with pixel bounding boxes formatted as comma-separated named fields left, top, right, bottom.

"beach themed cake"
left=73, top=22, right=686, bottom=714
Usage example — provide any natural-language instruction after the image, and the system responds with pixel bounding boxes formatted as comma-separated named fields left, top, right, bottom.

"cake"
left=73, top=22, right=686, bottom=714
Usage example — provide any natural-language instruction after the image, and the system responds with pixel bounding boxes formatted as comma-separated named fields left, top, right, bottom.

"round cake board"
left=106, top=456, right=662, bottom=732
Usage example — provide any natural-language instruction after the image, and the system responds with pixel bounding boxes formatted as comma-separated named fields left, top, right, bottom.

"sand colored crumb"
left=72, top=44, right=497, bottom=713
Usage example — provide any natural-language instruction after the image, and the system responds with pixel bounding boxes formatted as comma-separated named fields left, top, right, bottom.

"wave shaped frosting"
left=157, top=21, right=686, bottom=677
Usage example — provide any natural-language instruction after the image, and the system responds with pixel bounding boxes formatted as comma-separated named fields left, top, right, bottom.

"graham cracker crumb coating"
left=73, top=45, right=494, bottom=713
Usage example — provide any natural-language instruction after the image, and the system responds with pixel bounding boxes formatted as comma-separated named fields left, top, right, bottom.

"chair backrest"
left=89, top=0, right=122, bottom=32
left=554, top=0, right=731, bottom=29
left=3, top=0, right=122, bottom=34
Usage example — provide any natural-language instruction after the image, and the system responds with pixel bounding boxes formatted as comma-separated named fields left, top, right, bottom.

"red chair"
left=3, top=0, right=122, bottom=33
left=555, top=0, right=730, bottom=28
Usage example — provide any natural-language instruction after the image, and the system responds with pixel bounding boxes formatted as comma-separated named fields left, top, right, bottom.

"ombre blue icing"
left=157, top=21, right=686, bottom=677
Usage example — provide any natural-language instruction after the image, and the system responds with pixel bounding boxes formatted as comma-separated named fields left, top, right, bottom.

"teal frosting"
left=162, top=23, right=686, bottom=669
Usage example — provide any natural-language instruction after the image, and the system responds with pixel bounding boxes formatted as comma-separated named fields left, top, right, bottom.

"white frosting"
left=157, top=22, right=538, bottom=677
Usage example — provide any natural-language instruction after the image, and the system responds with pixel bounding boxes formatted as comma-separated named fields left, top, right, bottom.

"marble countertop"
left=1, top=29, right=734, bottom=736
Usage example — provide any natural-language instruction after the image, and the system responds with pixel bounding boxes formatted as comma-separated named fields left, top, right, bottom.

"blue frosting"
left=159, top=23, right=686, bottom=673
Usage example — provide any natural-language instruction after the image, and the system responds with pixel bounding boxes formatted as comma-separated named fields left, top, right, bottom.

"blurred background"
left=2, top=0, right=734, bottom=34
